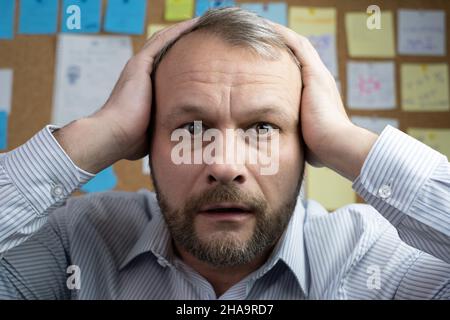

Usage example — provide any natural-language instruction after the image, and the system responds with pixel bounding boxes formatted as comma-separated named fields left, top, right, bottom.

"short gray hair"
left=152, top=7, right=299, bottom=72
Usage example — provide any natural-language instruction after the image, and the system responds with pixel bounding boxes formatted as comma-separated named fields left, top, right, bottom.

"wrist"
left=321, top=124, right=378, bottom=181
left=53, top=116, right=124, bottom=174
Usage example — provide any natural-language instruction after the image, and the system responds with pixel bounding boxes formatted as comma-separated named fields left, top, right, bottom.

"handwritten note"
left=104, top=0, right=147, bottom=34
left=165, top=0, right=194, bottom=21
left=62, top=0, right=102, bottom=33
left=0, top=111, right=7, bottom=150
left=398, top=9, right=446, bottom=56
left=195, top=0, right=235, bottom=17
left=351, top=116, right=399, bottom=135
left=19, top=0, right=58, bottom=34
left=407, top=128, right=450, bottom=160
left=240, top=3, right=287, bottom=25
left=147, top=24, right=171, bottom=39
left=306, top=165, right=356, bottom=211
left=345, top=11, right=395, bottom=57
left=81, top=166, right=118, bottom=193
left=52, top=35, right=133, bottom=127
left=289, top=7, right=338, bottom=76
left=347, top=62, right=396, bottom=110
left=0, top=0, right=15, bottom=39
left=401, top=63, right=449, bottom=111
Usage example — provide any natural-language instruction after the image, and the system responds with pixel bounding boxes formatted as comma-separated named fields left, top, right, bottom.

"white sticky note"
left=52, top=35, right=133, bottom=126
left=0, top=69, right=13, bottom=113
left=351, top=116, right=399, bottom=135
left=142, top=155, right=151, bottom=175
left=398, top=9, right=446, bottom=56
left=347, top=61, right=396, bottom=110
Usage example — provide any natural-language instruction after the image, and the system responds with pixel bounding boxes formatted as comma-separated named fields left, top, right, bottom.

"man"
left=0, top=8, right=448, bottom=299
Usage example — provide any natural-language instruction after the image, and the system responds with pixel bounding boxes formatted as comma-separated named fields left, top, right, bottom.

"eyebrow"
left=163, top=104, right=295, bottom=128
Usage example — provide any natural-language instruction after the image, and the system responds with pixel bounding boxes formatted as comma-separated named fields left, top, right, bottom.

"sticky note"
left=0, top=111, right=7, bottom=150
left=81, top=166, right=118, bottom=193
left=104, top=0, right=147, bottom=35
left=351, top=116, right=399, bottom=135
left=289, top=7, right=337, bottom=76
left=240, top=3, right=287, bottom=25
left=306, top=165, right=356, bottom=211
left=345, top=11, right=395, bottom=57
left=0, top=0, right=15, bottom=39
left=0, top=69, right=13, bottom=113
left=142, top=156, right=151, bottom=175
left=165, top=0, right=194, bottom=21
left=62, top=0, right=102, bottom=33
left=347, top=61, right=396, bottom=110
left=407, top=128, right=450, bottom=160
left=401, top=63, right=449, bottom=111
left=398, top=9, right=446, bottom=56
left=19, top=0, right=58, bottom=34
left=195, top=0, right=235, bottom=18
left=147, top=24, right=171, bottom=39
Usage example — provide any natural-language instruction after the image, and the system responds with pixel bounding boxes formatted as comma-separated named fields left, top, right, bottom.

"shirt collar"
left=119, top=191, right=310, bottom=296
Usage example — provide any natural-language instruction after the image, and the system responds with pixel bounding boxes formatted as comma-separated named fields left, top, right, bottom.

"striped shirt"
left=0, top=125, right=448, bottom=299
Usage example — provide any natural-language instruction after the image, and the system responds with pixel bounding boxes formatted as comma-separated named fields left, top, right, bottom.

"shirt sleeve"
left=353, top=125, right=450, bottom=263
left=0, top=125, right=94, bottom=255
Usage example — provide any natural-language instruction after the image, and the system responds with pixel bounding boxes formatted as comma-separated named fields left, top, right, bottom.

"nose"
left=206, top=163, right=246, bottom=185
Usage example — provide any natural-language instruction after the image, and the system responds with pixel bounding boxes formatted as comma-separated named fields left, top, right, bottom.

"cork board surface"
left=1, top=0, right=449, bottom=194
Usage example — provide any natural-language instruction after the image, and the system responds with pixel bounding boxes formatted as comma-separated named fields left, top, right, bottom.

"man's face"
left=151, top=31, right=303, bottom=267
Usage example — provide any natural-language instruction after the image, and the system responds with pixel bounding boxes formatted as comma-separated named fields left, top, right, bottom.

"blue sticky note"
left=0, top=111, right=7, bottom=150
left=0, top=0, right=15, bottom=39
left=240, top=3, right=287, bottom=25
left=81, top=166, right=118, bottom=193
left=104, top=0, right=147, bottom=35
left=62, top=0, right=102, bottom=33
left=195, top=0, right=235, bottom=17
left=19, top=0, right=58, bottom=34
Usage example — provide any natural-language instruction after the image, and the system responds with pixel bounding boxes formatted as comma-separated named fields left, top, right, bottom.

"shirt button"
left=378, top=184, right=392, bottom=199
left=51, top=184, right=64, bottom=198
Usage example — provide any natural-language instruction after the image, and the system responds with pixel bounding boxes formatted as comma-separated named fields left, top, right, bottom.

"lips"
left=199, top=202, right=252, bottom=214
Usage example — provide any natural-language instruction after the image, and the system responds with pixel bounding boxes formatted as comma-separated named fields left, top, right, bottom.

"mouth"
left=198, top=203, right=254, bottom=221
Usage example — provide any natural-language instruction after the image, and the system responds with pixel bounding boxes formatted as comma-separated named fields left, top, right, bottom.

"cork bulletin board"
left=1, top=0, right=449, bottom=199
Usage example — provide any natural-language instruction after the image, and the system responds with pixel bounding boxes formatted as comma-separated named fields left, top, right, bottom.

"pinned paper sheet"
left=0, top=111, right=7, bottom=150
left=147, top=24, right=171, bottom=39
left=0, top=0, right=15, bottom=39
left=289, top=7, right=338, bottom=77
left=52, top=35, right=133, bottom=127
left=165, top=0, right=194, bottom=21
left=306, top=165, right=356, bottom=211
left=195, top=0, right=235, bottom=17
left=240, top=3, right=287, bottom=25
left=398, top=9, right=446, bottom=56
left=142, top=156, right=151, bottom=175
left=104, top=0, right=147, bottom=34
left=401, top=63, right=449, bottom=111
left=81, top=166, right=118, bottom=193
left=347, top=62, right=396, bottom=109
left=0, top=69, right=13, bottom=114
left=345, top=11, right=395, bottom=57
left=62, top=0, right=102, bottom=33
left=407, top=128, right=450, bottom=160
left=19, top=0, right=58, bottom=34
left=351, top=116, right=399, bottom=135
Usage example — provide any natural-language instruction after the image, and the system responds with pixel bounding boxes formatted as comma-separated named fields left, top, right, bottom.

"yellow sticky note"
left=401, top=63, right=449, bottom=111
left=165, top=0, right=194, bottom=21
left=407, top=128, right=450, bottom=160
left=345, top=11, right=395, bottom=57
left=306, top=165, right=356, bottom=211
left=289, top=7, right=336, bottom=35
left=147, top=24, right=171, bottom=39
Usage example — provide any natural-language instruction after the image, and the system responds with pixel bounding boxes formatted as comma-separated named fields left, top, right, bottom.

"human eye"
left=249, top=122, right=279, bottom=137
left=180, top=121, right=208, bottom=136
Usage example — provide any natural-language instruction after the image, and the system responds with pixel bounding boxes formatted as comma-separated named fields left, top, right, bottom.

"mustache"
left=183, top=184, right=268, bottom=216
